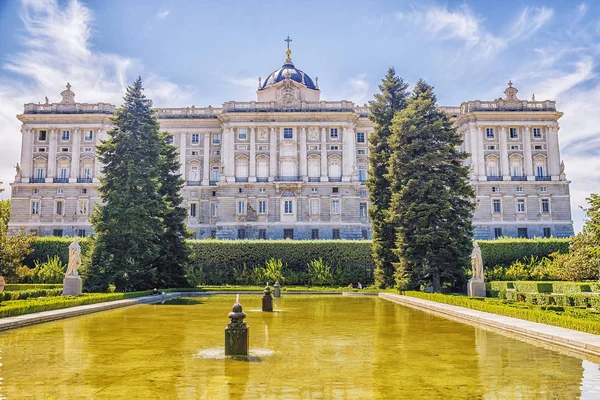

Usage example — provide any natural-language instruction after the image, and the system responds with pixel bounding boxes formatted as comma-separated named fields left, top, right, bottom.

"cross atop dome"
left=284, top=35, right=293, bottom=64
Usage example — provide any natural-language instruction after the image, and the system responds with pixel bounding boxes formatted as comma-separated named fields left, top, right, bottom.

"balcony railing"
left=209, top=181, right=218, bottom=186
left=308, top=177, right=321, bottom=182
left=30, top=178, right=45, bottom=183
left=186, top=181, right=201, bottom=186
left=535, top=176, right=551, bottom=181
left=256, top=177, right=269, bottom=182
left=275, top=176, right=302, bottom=182
left=486, top=176, right=503, bottom=181
left=53, top=178, right=69, bottom=183
left=511, top=176, right=527, bottom=181
left=235, top=177, right=249, bottom=182
left=77, top=178, right=93, bottom=183
left=328, top=177, right=342, bottom=182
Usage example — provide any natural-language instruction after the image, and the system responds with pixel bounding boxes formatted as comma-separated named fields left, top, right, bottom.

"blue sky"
left=0, top=0, right=599, bottom=232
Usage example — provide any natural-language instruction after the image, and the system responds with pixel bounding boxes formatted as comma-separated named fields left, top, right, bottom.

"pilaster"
left=499, top=125, right=509, bottom=179
left=227, top=127, right=235, bottom=182
left=46, top=129, right=57, bottom=182
left=69, top=128, right=81, bottom=182
left=299, top=126, right=307, bottom=180
left=523, top=125, right=534, bottom=180
left=202, top=132, right=210, bottom=185
left=269, top=127, right=277, bottom=180
left=249, top=127, right=256, bottom=182
left=179, top=132, right=187, bottom=178
left=342, top=127, right=355, bottom=181
left=20, top=127, right=33, bottom=182
left=548, top=124, right=561, bottom=179
left=320, top=126, right=327, bottom=180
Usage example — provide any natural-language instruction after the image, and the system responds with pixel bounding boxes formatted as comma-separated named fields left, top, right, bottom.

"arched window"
left=210, top=162, right=221, bottom=183
left=33, top=157, right=47, bottom=180
left=509, top=154, right=524, bottom=177
left=256, top=156, right=269, bottom=181
left=328, top=156, right=342, bottom=179
left=308, top=156, right=320, bottom=179
left=534, top=154, right=547, bottom=177
left=80, top=156, right=94, bottom=180
left=188, top=160, right=201, bottom=183
left=485, top=155, right=499, bottom=177
left=235, top=156, right=249, bottom=180
left=56, top=156, right=71, bottom=180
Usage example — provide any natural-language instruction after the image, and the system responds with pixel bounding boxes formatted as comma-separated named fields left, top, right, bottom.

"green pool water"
left=1, top=295, right=599, bottom=399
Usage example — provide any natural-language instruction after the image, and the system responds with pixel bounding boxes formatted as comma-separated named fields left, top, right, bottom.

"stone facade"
left=8, top=55, right=573, bottom=240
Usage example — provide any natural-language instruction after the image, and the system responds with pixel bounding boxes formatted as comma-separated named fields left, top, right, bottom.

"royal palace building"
left=8, top=48, right=574, bottom=240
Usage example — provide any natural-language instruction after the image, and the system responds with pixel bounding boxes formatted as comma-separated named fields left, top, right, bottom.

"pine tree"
left=367, top=68, right=409, bottom=288
left=154, top=131, right=189, bottom=287
left=387, top=80, right=475, bottom=292
left=86, top=77, right=166, bottom=292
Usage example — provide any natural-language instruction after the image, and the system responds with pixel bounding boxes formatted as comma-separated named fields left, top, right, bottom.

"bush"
left=31, top=256, right=66, bottom=284
left=478, top=238, right=569, bottom=268
left=306, top=258, right=334, bottom=286
left=0, top=288, right=63, bottom=302
left=4, top=283, right=63, bottom=291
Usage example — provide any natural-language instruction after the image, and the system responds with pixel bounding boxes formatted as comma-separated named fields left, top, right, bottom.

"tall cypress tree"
left=154, top=131, right=189, bottom=287
left=86, top=77, right=166, bottom=292
left=367, top=68, right=409, bottom=288
left=387, top=80, right=475, bottom=292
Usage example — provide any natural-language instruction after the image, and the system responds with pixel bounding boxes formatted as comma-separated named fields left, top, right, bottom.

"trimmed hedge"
left=23, top=237, right=91, bottom=268
left=477, top=238, right=569, bottom=267
left=4, top=283, right=63, bottom=291
left=487, top=281, right=600, bottom=296
left=0, top=288, right=63, bottom=301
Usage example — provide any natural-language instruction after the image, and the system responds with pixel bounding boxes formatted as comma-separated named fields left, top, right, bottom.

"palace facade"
left=8, top=49, right=574, bottom=240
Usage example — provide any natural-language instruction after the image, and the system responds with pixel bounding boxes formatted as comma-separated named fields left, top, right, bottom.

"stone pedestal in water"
left=225, top=295, right=249, bottom=356
left=262, top=284, right=273, bottom=312
left=273, top=281, right=281, bottom=298
left=63, top=275, right=82, bottom=295
left=468, top=278, right=486, bottom=297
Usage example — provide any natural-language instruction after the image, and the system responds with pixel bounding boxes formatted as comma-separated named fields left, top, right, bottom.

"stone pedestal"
left=262, top=285, right=273, bottom=312
left=273, top=281, right=281, bottom=298
left=63, top=275, right=82, bottom=296
left=225, top=325, right=249, bottom=356
left=468, top=278, right=486, bottom=297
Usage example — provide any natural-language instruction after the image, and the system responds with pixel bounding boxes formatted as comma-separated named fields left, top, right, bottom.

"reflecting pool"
left=1, top=295, right=599, bottom=399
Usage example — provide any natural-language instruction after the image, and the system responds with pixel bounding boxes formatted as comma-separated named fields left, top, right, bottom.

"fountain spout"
left=225, top=295, right=249, bottom=356
left=262, top=283, right=273, bottom=312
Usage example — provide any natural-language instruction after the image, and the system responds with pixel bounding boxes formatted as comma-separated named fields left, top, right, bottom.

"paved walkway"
left=379, top=293, right=600, bottom=358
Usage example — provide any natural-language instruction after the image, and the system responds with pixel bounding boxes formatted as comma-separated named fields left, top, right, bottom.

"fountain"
left=273, top=281, right=281, bottom=298
left=225, top=294, right=249, bottom=356
left=262, top=283, right=273, bottom=312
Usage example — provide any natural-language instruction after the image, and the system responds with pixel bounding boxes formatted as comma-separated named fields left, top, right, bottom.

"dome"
left=260, top=56, right=317, bottom=91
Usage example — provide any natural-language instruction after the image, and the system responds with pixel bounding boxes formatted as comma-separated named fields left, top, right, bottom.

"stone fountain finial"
left=228, top=295, right=246, bottom=326
left=262, top=283, right=273, bottom=312
left=225, top=294, right=249, bottom=356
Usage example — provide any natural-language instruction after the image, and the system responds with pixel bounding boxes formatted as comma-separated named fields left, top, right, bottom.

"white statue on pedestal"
left=471, top=241, right=484, bottom=280
left=66, top=237, right=82, bottom=276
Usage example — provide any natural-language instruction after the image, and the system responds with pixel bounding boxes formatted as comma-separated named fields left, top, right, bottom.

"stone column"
left=179, top=132, right=187, bottom=179
left=320, top=127, right=327, bottom=180
left=69, top=128, right=81, bottom=182
left=227, top=127, right=235, bottom=182
left=269, top=127, right=277, bottom=180
left=249, top=127, right=256, bottom=182
left=221, top=128, right=229, bottom=177
left=342, top=127, right=355, bottom=181
left=202, top=132, right=210, bottom=185
left=46, top=129, right=58, bottom=182
left=299, top=126, right=307, bottom=180
left=20, top=127, right=33, bottom=182
left=499, top=126, right=509, bottom=179
left=476, top=126, right=486, bottom=181
left=548, top=124, right=561, bottom=180
left=523, top=125, right=534, bottom=179
left=93, top=128, right=105, bottom=183
left=468, top=124, right=478, bottom=178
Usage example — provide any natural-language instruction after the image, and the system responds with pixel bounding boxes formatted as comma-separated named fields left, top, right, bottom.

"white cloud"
left=156, top=9, right=170, bottom=20
left=507, top=7, right=553, bottom=41
left=0, top=0, right=192, bottom=197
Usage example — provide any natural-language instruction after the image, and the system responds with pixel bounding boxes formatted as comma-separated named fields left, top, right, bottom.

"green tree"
left=367, top=67, right=409, bottom=288
left=387, top=80, right=475, bottom=292
left=154, top=131, right=189, bottom=287
left=0, top=186, right=35, bottom=281
left=86, top=78, right=167, bottom=292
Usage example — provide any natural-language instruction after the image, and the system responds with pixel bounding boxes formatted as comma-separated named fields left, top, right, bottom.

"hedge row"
left=487, top=281, right=600, bottom=296
left=501, top=290, right=600, bottom=309
left=4, top=283, right=63, bottom=291
left=0, top=288, right=63, bottom=302
left=477, top=237, right=570, bottom=267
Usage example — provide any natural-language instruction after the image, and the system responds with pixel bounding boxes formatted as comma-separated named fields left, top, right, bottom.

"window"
left=238, top=128, right=248, bottom=140
left=210, top=229, right=217, bottom=239
left=212, top=191, right=216, bottom=197
left=59, top=168, right=68, bottom=179
left=543, top=227, right=552, bottom=238
left=56, top=188, right=64, bottom=194
left=310, top=198, right=320, bottom=215
left=329, top=145, right=339, bottom=150
left=332, top=187, right=339, bottom=193
left=536, top=165, right=544, bottom=177
left=85, top=130, right=93, bottom=141
left=494, top=228, right=503, bottom=239
left=212, top=133, right=221, bottom=144
left=331, top=199, right=341, bottom=215
left=311, top=187, right=318, bottom=193
left=332, top=229, right=340, bottom=239
left=357, top=149, right=366, bottom=155
left=534, top=145, right=543, bottom=150
left=540, top=186, right=547, bottom=193
left=237, top=228, right=246, bottom=239
left=211, top=202, right=218, bottom=217
left=308, top=145, right=319, bottom=150
left=283, top=128, right=292, bottom=139
left=360, top=202, right=367, bottom=217
left=83, top=168, right=92, bottom=179
left=258, top=229, right=267, bottom=240
left=84, top=147, right=92, bottom=152
left=258, top=199, right=267, bottom=214
left=358, top=166, right=367, bottom=182
left=78, top=200, right=88, bottom=215
left=517, top=228, right=528, bottom=238
left=516, top=186, right=523, bottom=193
left=492, top=187, right=499, bottom=193
left=516, top=199, right=525, bottom=213
left=486, top=128, right=494, bottom=138
left=533, top=128, right=542, bottom=138
left=312, top=229, right=319, bottom=239
left=283, top=229, right=294, bottom=239
left=330, top=128, right=338, bottom=139
left=238, top=188, right=245, bottom=193
left=53, top=229, right=63, bottom=237
left=191, top=151, right=199, bottom=156
left=360, top=189, right=368, bottom=197
left=259, top=188, right=266, bottom=193
left=61, top=130, right=70, bottom=141
left=211, top=150, right=221, bottom=156
left=541, top=199, right=550, bottom=214
left=33, top=188, right=40, bottom=194
left=492, top=199, right=502, bottom=214
left=38, top=147, right=46, bottom=152
left=189, top=203, right=197, bottom=217
left=56, top=200, right=65, bottom=216
left=31, top=201, right=40, bottom=215
left=61, top=148, right=69, bottom=152
left=39, top=130, right=47, bottom=141
left=510, top=145, right=520, bottom=150
left=237, top=200, right=246, bottom=215
left=191, top=133, right=199, bottom=144
left=211, top=166, right=220, bottom=182
left=36, top=168, right=45, bottom=179
left=356, top=132, right=365, bottom=143
left=487, top=145, right=496, bottom=150
left=81, top=188, right=87, bottom=194
left=284, top=200, right=293, bottom=214
left=77, top=229, right=86, bottom=237
left=509, top=127, right=518, bottom=139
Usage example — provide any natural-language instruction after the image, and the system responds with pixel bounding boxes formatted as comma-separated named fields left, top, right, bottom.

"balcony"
left=209, top=181, right=218, bottom=186
left=308, top=177, right=321, bottom=182
left=535, top=175, right=551, bottom=181
left=53, top=178, right=69, bottom=183
left=275, top=176, right=301, bottom=182
left=77, top=178, right=93, bottom=183
left=486, top=176, right=503, bottom=182
left=235, top=177, right=249, bottom=183
left=256, top=177, right=269, bottom=182
left=329, top=177, right=342, bottom=182
left=186, top=181, right=201, bottom=186
left=511, top=176, right=527, bottom=181
left=29, top=178, right=45, bottom=183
